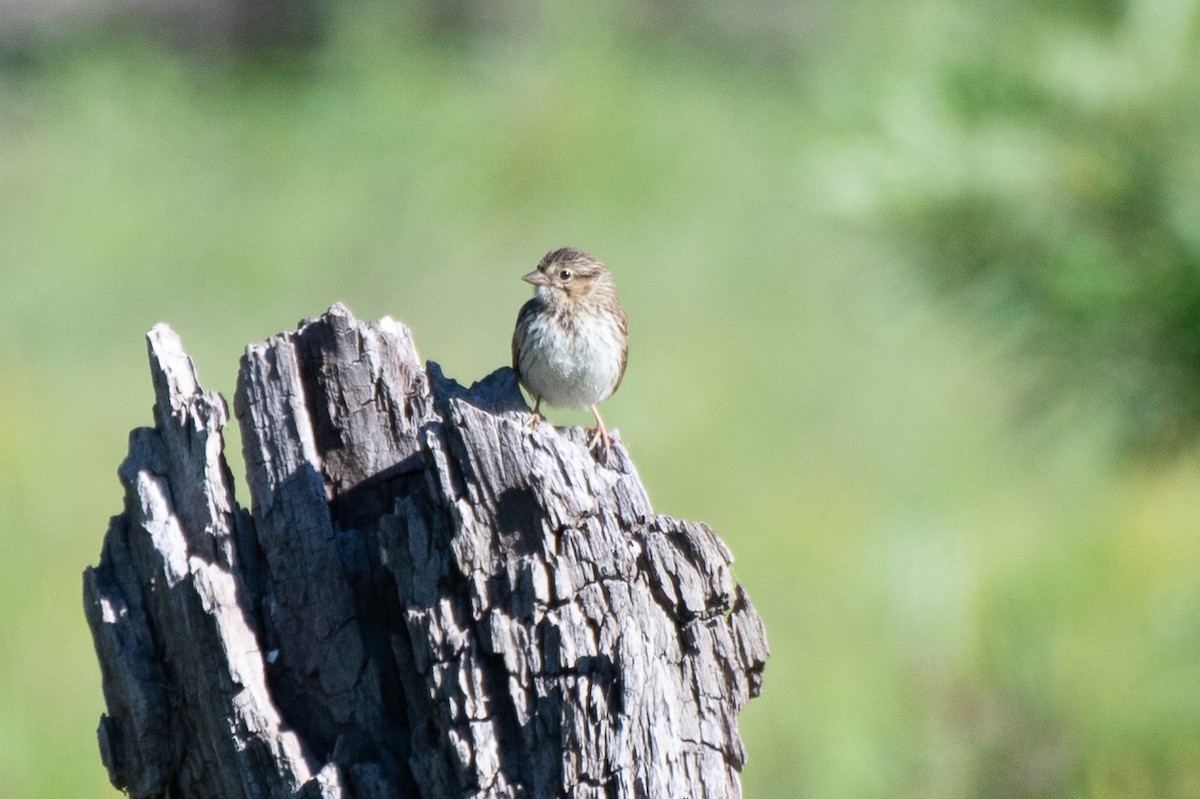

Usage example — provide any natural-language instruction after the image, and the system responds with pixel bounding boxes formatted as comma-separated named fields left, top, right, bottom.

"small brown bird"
left=512, top=247, right=629, bottom=455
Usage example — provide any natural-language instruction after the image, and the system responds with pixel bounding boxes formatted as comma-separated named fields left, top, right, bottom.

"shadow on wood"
left=83, top=303, right=769, bottom=799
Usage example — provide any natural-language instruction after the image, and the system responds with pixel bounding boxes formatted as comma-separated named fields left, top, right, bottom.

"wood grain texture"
left=83, top=304, right=768, bottom=799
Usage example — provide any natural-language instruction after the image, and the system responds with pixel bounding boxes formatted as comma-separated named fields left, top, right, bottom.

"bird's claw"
left=586, top=426, right=614, bottom=461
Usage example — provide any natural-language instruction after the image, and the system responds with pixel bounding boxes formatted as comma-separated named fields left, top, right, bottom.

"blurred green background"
left=3, top=0, right=1200, bottom=796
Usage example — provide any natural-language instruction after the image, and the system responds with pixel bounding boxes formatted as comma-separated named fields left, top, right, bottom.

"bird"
left=512, top=247, right=629, bottom=456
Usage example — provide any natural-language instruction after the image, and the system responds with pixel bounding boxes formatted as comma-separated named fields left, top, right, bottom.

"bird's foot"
left=586, top=425, right=614, bottom=461
left=528, top=398, right=545, bottom=428
left=586, top=404, right=616, bottom=461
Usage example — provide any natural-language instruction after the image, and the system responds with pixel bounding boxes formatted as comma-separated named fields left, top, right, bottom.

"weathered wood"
left=83, top=303, right=768, bottom=799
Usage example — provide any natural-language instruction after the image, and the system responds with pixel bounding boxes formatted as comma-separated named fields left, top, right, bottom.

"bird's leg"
left=586, top=404, right=612, bottom=456
left=529, top=397, right=545, bottom=428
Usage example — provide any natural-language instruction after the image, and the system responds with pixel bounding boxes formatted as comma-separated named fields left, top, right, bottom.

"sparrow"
left=512, top=247, right=629, bottom=456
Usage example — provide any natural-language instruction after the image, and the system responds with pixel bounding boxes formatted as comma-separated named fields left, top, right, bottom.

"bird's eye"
left=558, top=269, right=572, bottom=281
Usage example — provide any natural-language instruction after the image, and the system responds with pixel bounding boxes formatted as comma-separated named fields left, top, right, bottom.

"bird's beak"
left=522, top=270, right=548, bottom=286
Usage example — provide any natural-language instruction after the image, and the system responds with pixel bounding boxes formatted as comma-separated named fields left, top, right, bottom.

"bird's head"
left=522, top=247, right=613, bottom=305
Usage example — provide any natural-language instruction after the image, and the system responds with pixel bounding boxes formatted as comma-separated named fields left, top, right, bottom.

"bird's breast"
left=517, top=308, right=625, bottom=409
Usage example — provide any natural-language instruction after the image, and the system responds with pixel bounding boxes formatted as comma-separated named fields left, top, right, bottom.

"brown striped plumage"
left=512, top=248, right=629, bottom=455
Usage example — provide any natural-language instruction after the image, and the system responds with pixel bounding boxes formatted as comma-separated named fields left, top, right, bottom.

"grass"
left=2, top=2, right=1200, bottom=796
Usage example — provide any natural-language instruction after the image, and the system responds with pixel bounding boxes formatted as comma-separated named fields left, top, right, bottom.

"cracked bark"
left=83, top=303, right=769, bottom=799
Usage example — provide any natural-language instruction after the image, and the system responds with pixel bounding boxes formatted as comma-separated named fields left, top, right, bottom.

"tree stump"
left=83, top=304, right=769, bottom=799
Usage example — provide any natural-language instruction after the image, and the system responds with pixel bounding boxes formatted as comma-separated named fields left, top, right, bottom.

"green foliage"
left=2, top=2, right=1200, bottom=797
left=870, top=0, right=1200, bottom=449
